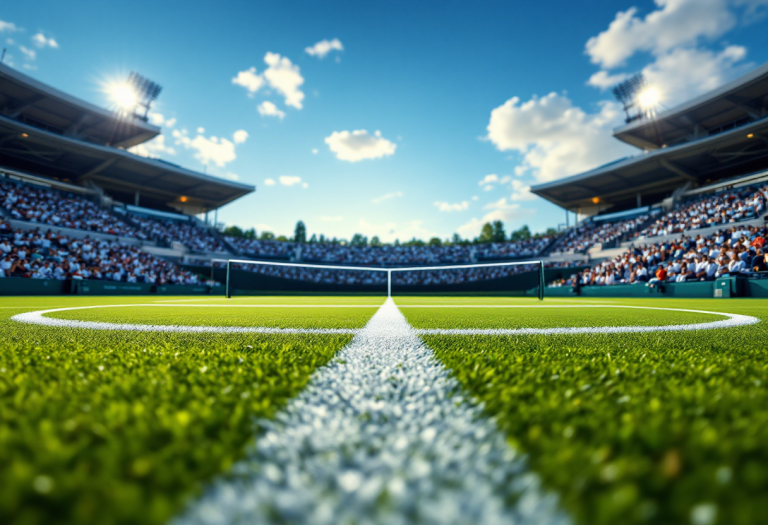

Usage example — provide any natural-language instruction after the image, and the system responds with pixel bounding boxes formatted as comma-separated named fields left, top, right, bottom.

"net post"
left=226, top=260, right=232, bottom=299
left=538, top=260, right=545, bottom=301
left=209, top=259, right=214, bottom=295
left=387, top=270, right=392, bottom=298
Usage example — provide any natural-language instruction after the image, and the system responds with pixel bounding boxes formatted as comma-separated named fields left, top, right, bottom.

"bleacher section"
left=0, top=219, right=203, bottom=285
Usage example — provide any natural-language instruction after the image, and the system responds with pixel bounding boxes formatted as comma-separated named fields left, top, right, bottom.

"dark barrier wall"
left=0, top=278, right=69, bottom=295
left=71, top=280, right=154, bottom=295
left=186, top=265, right=589, bottom=296
left=0, top=278, right=223, bottom=296
left=547, top=276, right=754, bottom=298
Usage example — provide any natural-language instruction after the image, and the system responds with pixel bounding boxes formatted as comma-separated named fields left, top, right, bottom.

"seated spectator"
left=752, top=251, right=768, bottom=273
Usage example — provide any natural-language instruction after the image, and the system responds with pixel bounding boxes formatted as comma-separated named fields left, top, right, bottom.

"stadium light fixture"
left=592, top=197, right=600, bottom=204
left=108, top=82, right=139, bottom=113
left=612, top=73, right=660, bottom=123
left=104, top=72, right=162, bottom=121
left=637, top=87, right=660, bottom=109
left=747, top=133, right=754, bottom=138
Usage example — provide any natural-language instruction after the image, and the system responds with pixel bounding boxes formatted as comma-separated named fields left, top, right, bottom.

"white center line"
left=173, top=298, right=569, bottom=525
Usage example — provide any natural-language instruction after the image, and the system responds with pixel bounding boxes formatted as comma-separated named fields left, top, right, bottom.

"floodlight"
left=105, top=72, right=162, bottom=121
left=612, top=73, right=655, bottom=123
left=109, top=82, right=139, bottom=112
left=637, top=87, right=660, bottom=109
left=127, top=72, right=162, bottom=121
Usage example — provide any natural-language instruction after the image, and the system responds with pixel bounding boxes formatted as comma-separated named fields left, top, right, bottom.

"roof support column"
left=135, top=191, right=140, bottom=207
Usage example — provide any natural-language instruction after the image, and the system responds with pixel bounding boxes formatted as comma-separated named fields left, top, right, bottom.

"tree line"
left=223, top=220, right=558, bottom=247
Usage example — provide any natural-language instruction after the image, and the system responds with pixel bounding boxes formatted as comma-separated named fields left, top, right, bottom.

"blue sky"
left=2, top=0, right=767, bottom=242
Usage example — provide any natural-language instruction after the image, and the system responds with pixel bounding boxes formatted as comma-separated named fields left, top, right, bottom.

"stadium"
left=2, top=4, right=768, bottom=525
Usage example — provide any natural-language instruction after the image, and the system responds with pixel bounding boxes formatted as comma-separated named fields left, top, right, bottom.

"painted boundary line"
left=172, top=298, right=570, bottom=525
left=11, top=304, right=761, bottom=335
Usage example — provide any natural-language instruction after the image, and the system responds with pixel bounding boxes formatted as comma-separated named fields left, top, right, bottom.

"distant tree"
left=403, top=238, right=425, bottom=247
left=509, top=225, right=532, bottom=242
left=260, top=231, right=275, bottom=241
left=276, top=235, right=289, bottom=242
left=294, top=221, right=307, bottom=243
left=350, top=233, right=368, bottom=247
left=370, top=236, right=382, bottom=247
left=243, top=228, right=257, bottom=240
left=491, top=220, right=506, bottom=242
left=223, top=225, right=244, bottom=238
left=308, top=233, right=318, bottom=244
left=451, top=233, right=463, bottom=245
left=544, top=227, right=558, bottom=237
left=394, top=239, right=401, bottom=246
left=477, top=222, right=494, bottom=243
left=319, top=234, right=326, bottom=243
left=428, top=237, right=442, bottom=246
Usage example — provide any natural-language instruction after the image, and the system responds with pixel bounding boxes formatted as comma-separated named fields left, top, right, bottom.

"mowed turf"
left=399, top=304, right=722, bottom=329
left=46, top=305, right=378, bottom=329
left=0, top=295, right=378, bottom=525
left=3, top=294, right=768, bottom=525
left=400, top=297, right=768, bottom=525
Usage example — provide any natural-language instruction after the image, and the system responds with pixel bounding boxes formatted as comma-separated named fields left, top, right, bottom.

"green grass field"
left=1, top=294, right=767, bottom=525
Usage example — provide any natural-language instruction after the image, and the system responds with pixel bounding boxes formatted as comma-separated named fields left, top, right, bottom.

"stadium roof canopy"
left=531, top=62, right=768, bottom=214
left=0, top=63, right=159, bottom=148
left=614, top=62, right=768, bottom=150
left=0, top=64, right=254, bottom=213
left=0, top=114, right=254, bottom=213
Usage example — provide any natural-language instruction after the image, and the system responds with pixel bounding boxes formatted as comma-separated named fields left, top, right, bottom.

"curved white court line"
left=10, top=304, right=760, bottom=335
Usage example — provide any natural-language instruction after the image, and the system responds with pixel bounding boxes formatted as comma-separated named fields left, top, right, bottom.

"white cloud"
left=197, top=127, right=205, bottom=134
left=221, top=172, right=240, bottom=181
left=311, top=148, right=318, bottom=154
left=585, top=0, right=760, bottom=103
left=279, top=175, right=303, bottom=187
left=0, top=20, right=19, bottom=32
left=305, top=38, right=344, bottom=58
left=232, top=53, right=306, bottom=110
left=174, top=129, right=246, bottom=168
left=320, top=216, right=344, bottom=222
left=587, top=70, right=630, bottom=90
left=486, top=92, right=633, bottom=183
left=22, top=64, right=37, bottom=71
left=585, top=0, right=737, bottom=69
left=257, top=101, right=286, bottom=119
left=233, top=130, right=249, bottom=144
left=188, top=136, right=237, bottom=167
left=129, top=135, right=176, bottom=158
left=148, top=112, right=176, bottom=128
left=478, top=174, right=499, bottom=186
left=511, top=179, right=536, bottom=201
left=264, top=178, right=276, bottom=186
left=325, top=129, right=397, bottom=162
left=372, top=191, right=403, bottom=204
left=232, top=67, right=264, bottom=95
left=32, top=32, right=58, bottom=48
left=472, top=196, right=479, bottom=201
left=302, top=182, right=309, bottom=189
left=433, top=201, right=469, bottom=212
left=263, top=52, right=305, bottom=109
left=457, top=199, right=534, bottom=238
left=19, top=45, right=36, bottom=61
left=640, top=45, right=750, bottom=106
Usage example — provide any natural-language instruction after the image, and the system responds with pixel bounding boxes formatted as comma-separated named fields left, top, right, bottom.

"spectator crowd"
left=1, top=179, right=143, bottom=239
left=0, top=220, right=204, bottom=284
left=571, top=224, right=767, bottom=287
left=633, top=184, right=767, bottom=238
left=127, top=213, right=226, bottom=253
left=551, top=214, right=652, bottom=255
